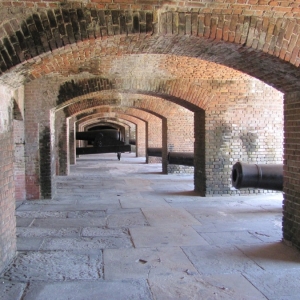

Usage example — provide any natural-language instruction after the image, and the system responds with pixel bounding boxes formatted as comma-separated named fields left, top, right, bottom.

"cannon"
left=231, top=162, right=283, bottom=191
left=168, top=152, right=194, bottom=166
left=147, top=147, right=162, bottom=157
left=76, top=129, right=131, bottom=159
left=129, top=139, right=136, bottom=145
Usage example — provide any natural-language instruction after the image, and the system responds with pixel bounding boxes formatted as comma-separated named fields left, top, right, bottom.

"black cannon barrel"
left=76, top=129, right=120, bottom=141
left=231, top=162, right=283, bottom=191
left=168, top=152, right=194, bottom=166
left=129, top=139, right=136, bottom=145
left=147, top=147, right=162, bottom=157
left=76, top=145, right=131, bottom=155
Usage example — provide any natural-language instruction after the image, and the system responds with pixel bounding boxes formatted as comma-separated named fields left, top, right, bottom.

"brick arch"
left=77, top=115, right=136, bottom=141
left=0, top=6, right=299, bottom=70
left=55, top=78, right=205, bottom=112
left=76, top=111, right=147, bottom=156
left=77, top=114, right=135, bottom=131
left=77, top=118, right=131, bottom=145
left=0, top=6, right=299, bottom=92
left=62, top=91, right=193, bottom=119
left=84, top=121, right=127, bottom=132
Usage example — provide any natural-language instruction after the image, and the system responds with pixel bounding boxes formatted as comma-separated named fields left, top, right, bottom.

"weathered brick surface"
left=205, top=79, right=283, bottom=195
left=0, top=0, right=299, bottom=275
left=0, top=85, right=16, bottom=274
left=13, top=88, right=26, bottom=201
left=55, top=109, right=68, bottom=176
left=68, top=116, right=76, bottom=165
left=283, top=91, right=300, bottom=250
left=24, top=78, right=58, bottom=199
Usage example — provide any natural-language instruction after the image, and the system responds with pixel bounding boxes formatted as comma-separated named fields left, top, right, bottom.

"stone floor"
left=1, top=153, right=300, bottom=300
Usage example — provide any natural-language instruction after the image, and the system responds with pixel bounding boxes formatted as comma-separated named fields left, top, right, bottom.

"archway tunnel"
left=0, top=1, right=300, bottom=297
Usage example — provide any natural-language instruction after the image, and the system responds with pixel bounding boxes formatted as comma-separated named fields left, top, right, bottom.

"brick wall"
left=205, top=79, right=284, bottom=195
left=283, top=91, right=300, bottom=250
left=24, top=78, right=59, bottom=199
left=146, top=115, right=162, bottom=164
left=68, top=117, right=76, bottom=166
left=194, top=110, right=206, bottom=195
left=13, top=86, right=26, bottom=201
left=55, top=109, right=68, bottom=175
left=165, top=109, right=194, bottom=174
left=0, top=85, right=16, bottom=274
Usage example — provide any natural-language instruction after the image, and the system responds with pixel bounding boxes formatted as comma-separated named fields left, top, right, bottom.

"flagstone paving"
left=1, top=153, right=300, bottom=300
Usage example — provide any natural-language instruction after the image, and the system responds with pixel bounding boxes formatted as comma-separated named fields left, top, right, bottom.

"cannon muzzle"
left=147, top=148, right=162, bottom=157
left=231, top=162, right=283, bottom=191
left=168, top=152, right=194, bottom=166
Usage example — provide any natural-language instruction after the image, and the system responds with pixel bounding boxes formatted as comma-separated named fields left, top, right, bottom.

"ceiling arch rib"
left=77, top=114, right=136, bottom=131
left=0, top=6, right=299, bottom=93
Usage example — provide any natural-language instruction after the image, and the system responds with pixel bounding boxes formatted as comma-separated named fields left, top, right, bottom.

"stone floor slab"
left=66, top=210, right=106, bottom=218
left=236, top=242, right=300, bottom=271
left=182, top=245, right=262, bottom=275
left=81, top=227, right=129, bottom=237
left=141, top=207, right=201, bottom=226
left=17, top=237, right=44, bottom=251
left=0, top=280, right=26, bottom=300
left=16, top=227, right=81, bottom=238
left=199, top=230, right=264, bottom=246
left=40, top=236, right=133, bottom=250
left=244, top=269, right=300, bottom=300
left=107, top=211, right=149, bottom=228
left=4, top=251, right=103, bottom=281
left=119, top=195, right=170, bottom=209
left=130, top=226, right=208, bottom=248
left=149, top=273, right=267, bottom=300
left=16, top=218, right=34, bottom=227
left=104, top=247, right=198, bottom=280
left=23, top=280, right=153, bottom=300
left=31, top=217, right=107, bottom=228
left=15, top=211, right=67, bottom=218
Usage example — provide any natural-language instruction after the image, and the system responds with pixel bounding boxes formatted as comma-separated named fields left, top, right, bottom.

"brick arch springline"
left=77, top=115, right=138, bottom=131
left=70, top=105, right=161, bottom=125
left=0, top=8, right=299, bottom=92
left=55, top=78, right=204, bottom=113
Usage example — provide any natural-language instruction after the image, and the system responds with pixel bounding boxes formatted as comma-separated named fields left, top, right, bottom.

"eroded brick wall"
left=194, top=110, right=206, bottom=195
left=24, top=78, right=58, bottom=199
left=283, top=91, right=300, bottom=250
left=165, top=109, right=194, bottom=174
left=147, top=116, right=162, bottom=164
left=0, top=85, right=16, bottom=274
left=205, top=79, right=283, bottom=195
left=55, top=109, right=68, bottom=175
left=68, top=117, right=76, bottom=166
left=13, top=86, right=25, bottom=201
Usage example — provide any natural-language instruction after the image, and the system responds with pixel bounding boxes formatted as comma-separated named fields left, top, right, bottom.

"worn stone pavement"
left=1, top=153, right=300, bottom=300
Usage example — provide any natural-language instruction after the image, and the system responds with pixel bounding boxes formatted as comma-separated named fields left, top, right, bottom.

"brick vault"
left=0, top=0, right=299, bottom=277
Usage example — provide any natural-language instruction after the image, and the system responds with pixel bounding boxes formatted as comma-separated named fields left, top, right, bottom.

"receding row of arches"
left=0, top=3, right=300, bottom=275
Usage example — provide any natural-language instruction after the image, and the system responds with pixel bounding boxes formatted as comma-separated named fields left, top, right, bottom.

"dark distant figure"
left=117, top=152, right=121, bottom=160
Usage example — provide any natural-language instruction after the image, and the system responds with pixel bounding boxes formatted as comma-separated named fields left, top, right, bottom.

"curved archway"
left=0, top=2, right=298, bottom=274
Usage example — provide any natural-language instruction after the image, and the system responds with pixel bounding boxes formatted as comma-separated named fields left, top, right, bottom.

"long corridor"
left=1, top=153, right=300, bottom=299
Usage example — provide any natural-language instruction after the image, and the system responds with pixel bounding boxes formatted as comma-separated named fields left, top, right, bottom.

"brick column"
left=13, top=90, right=26, bottom=201
left=55, top=110, right=68, bottom=175
left=68, top=117, right=76, bottom=166
left=194, top=110, right=206, bottom=196
left=0, top=86, right=16, bottom=274
left=136, top=121, right=146, bottom=157
left=283, top=91, right=300, bottom=250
